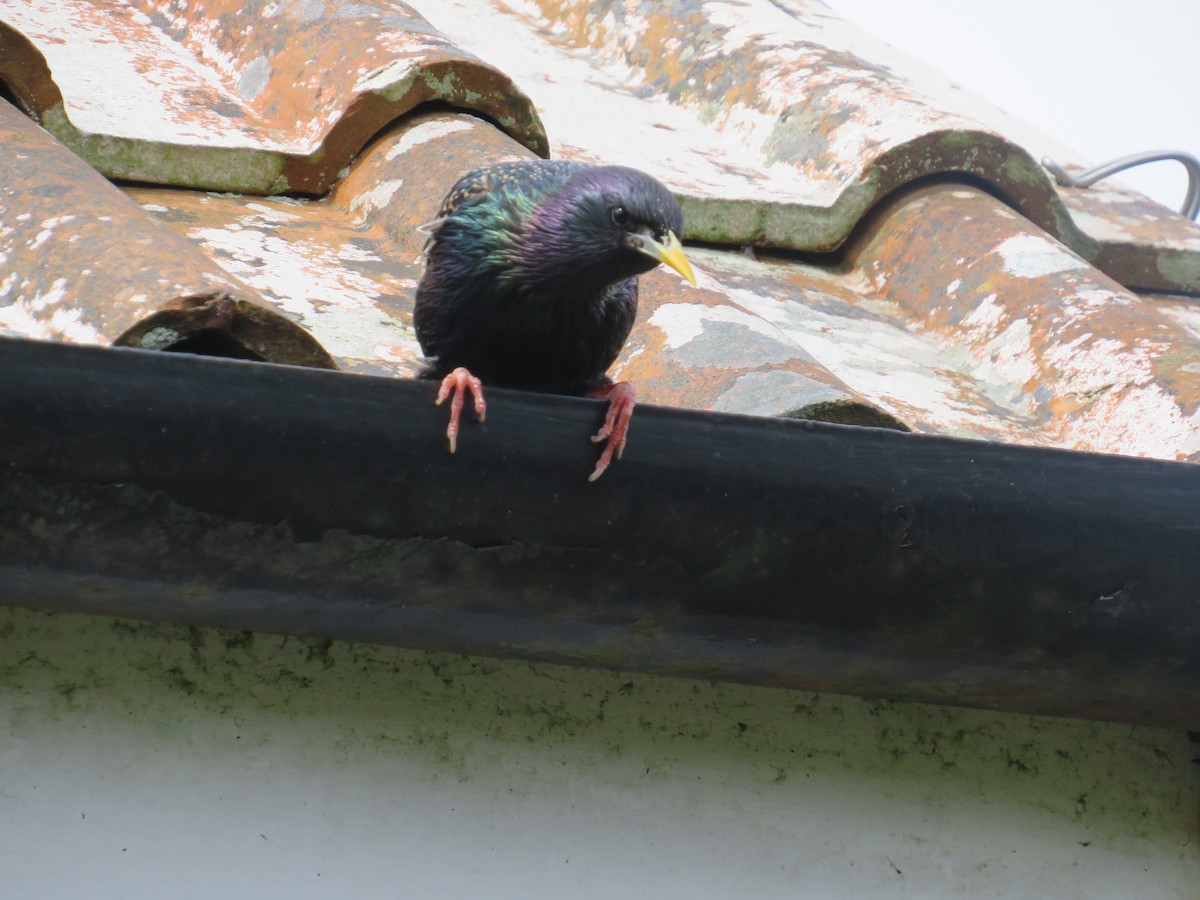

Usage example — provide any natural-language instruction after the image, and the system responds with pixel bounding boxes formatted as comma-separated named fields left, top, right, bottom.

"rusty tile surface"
left=116, top=111, right=1200, bottom=460
left=0, top=0, right=547, bottom=194
left=1053, top=179, right=1200, bottom=293
left=1, top=1, right=1198, bottom=463
left=0, top=100, right=332, bottom=366
left=421, top=0, right=1200, bottom=292
left=4, top=0, right=1199, bottom=290
left=846, top=185, right=1200, bottom=460
left=122, top=113, right=532, bottom=377
left=120, top=111, right=895, bottom=426
left=423, top=0, right=1046, bottom=238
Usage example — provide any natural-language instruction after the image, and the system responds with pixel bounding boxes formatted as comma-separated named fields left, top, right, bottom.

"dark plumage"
left=414, top=159, right=696, bottom=480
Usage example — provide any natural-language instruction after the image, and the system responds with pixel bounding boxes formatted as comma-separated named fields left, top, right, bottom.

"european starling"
left=414, top=160, right=697, bottom=481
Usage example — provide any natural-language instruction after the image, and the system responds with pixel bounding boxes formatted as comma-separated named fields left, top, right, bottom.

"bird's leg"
left=584, top=381, right=636, bottom=482
left=435, top=367, right=486, bottom=454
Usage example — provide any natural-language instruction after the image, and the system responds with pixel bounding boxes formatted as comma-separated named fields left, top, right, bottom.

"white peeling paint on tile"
left=27, top=215, right=78, bottom=252
left=1060, top=185, right=1200, bottom=253
left=798, top=6, right=1087, bottom=168
left=36, top=214, right=78, bottom=230
left=242, top=202, right=304, bottom=224
left=353, top=59, right=415, bottom=94
left=1053, top=382, right=1198, bottom=461
left=29, top=277, right=70, bottom=313
left=420, top=0, right=1082, bottom=216
left=348, top=179, right=406, bottom=218
left=647, top=301, right=790, bottom=351
left=383, top=115, right=481, bottom=159
left=26, top=230, right=53, bottom=253
left=958, top=292, right=1004, bottom=330
left=712, top=368, right=847, bottom=415
left=188, top=225, right=419, bottom=366
left=993, top=234, right=1090, bottom=279
left=1062, top=287, right=1131, bottom=314
left=156, top=4, right=332, bottom=148
left=951, top=295, right=1041, bottom=410
left=720, top=283, right=789, bottom=325
left=3, top=2, right=256, bottom=147
left=1181, top=409, right=1200, bottom=459
left=47, top=306, right=107, bottom=344
left=1065, top=206, right=1145, bottom=244
left=967, top=318, right=1041, bottom=416
left=1155, top=298, right=1200, bottom=344
left=1043, top=335, right=1158, bottom=396
left=609, top=343, right=644, bottom=379
left=778, top=309, right=1001, bottom=433
left=732, top=289, right=1020, bottom=437
left=236, top=55, right=272, bottom=101
left=368, top=340, right=422, bottom=366
left=422, top=0, right=811, bottom=204
left=677, top=250, right=1037, bottom=438
left=201, top=269, right=243, bottom=290
left=0, top=298, right=106, bottom=345
left=1, top=1, right=333, bottom=152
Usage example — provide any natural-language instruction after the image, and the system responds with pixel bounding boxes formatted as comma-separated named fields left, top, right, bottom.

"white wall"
left=1, top=606, right=1197, bottom=898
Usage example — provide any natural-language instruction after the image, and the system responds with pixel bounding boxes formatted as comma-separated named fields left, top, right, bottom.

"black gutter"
left=1, top=336, right=1197, bottom=728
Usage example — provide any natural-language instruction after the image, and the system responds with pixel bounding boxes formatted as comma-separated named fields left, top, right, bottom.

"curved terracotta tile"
left=0, top=100, right=333, bottom=367
left=424, top=0, right=1200, bottom=293
left=121, top=106, right=1200, bottom=454
left=123, top=113, right=532, bottom=376
left=846, top=183, right=1200, bottom=461
left=0, top=0, right=547, bottom=194
left=127, top=111, right=898, bottom=425
left=1052, top=179, right=1200, bottom=293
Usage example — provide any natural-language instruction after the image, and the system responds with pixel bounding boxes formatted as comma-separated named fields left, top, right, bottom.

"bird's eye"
left=610, top=206, right=631, bottom=227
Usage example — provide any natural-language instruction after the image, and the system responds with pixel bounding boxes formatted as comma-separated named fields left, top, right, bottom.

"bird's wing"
left=438, top=160, right=589, bottom=220
left=419, top=160, right=588, bottom=256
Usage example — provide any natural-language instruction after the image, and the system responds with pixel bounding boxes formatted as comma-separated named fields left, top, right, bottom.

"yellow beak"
left=636, top=230, right=697, bottom=286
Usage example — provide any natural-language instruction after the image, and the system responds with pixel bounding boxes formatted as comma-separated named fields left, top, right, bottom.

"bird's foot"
left=435, top=367, right=486, bottom=454
left=585, top=381, right=635, bottom=482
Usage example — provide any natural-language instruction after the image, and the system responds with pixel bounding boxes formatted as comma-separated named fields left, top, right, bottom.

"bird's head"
left=514, top=165, right=697, bottom=294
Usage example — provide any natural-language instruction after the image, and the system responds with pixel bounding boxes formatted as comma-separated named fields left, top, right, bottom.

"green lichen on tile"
left=1050, top=201, right=1103, bottom=262
left=696, top=101, right=724, bottom=126
left=367, top=67, right=420, bottom=104
left=936, top=130, right=982, bottom=152
left=762, top=91, right=863, bottom=170
left=678, top=170, right=877, bottom=251
left=300, top=144, right=326, bottom=166
left=42, top=105, right=291, bottom=195
left=1156, top=250, right=1200, bottom=291
left=762, top=106, right=835, bottom=168
left=420, top=68, right=460, bottom=98
left=1002, top=150, right=1049, bottom=188
left=372, top=66, right=485, bottom=107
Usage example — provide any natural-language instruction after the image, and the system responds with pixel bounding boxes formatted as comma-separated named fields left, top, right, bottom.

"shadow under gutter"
left=1, top=336, right=1197, bottom=729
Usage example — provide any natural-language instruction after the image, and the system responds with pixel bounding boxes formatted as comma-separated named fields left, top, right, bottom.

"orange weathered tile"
left=0, top=0, right=1197, bottom=463
left=0, top=100, right=332, bottom=366
left=0, top=0, right=547, bottom=193
left=422, top=0, right=1200, bottom=292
